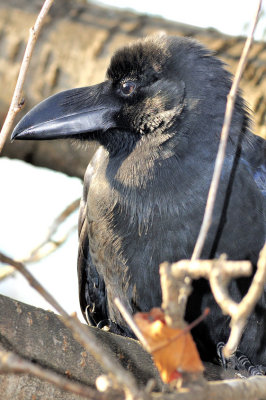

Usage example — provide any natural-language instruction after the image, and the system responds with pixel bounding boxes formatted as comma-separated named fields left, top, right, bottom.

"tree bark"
left=0, top=293, right=162, bottom=399
left=0, top=294, right=257, bottom=400
left=0, top=0, right=265, bottom=178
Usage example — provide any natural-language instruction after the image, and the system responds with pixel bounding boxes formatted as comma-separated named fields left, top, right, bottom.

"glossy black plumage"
left=12, top=35, right=265, bottom=371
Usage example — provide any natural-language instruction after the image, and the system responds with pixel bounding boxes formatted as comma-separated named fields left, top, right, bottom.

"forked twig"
left=161, top=245, right=266, bottom=358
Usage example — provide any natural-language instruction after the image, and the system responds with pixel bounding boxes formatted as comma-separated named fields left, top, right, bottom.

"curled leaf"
left=134, top=308, right=205, bottom=383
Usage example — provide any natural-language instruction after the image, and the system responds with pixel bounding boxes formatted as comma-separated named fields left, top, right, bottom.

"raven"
left=12, top=35, right=265, bottom=373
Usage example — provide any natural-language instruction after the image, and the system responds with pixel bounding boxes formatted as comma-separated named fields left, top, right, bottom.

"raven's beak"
left=11, top=82, right=120, bottom=141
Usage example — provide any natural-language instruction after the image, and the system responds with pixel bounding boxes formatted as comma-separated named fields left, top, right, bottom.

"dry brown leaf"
left=134, top=308, right=204, bottom=383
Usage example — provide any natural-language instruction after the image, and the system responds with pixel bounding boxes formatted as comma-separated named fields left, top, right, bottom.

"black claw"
left=216, top=343, right=265, bottom=376
left=97, top=319, right=111, bottom=330
left=217, top=342, right=227, bottom=369
left=235, top=351, right=264, bottom=376
left=257, top=365, right=266, bottom=375
left=94, top=319, right=135, bottom=338
left=85, top=304, right=96, bottom=326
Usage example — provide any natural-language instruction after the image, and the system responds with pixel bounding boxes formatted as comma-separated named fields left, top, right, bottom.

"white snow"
left=0, top=157, right=84, bottom=320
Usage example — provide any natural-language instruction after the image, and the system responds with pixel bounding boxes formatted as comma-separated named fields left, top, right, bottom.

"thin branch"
left=159, top=257, right=250, bottom=330
left=115, top=298, right=209, bottom=354
left=222, top=242, right=266, bottom=357
left=2, top=343, right=266, bottom=400
left=45, top=197, right=80, bottom=238
left=160, top=247, right=265, bottom=359
left=0, top=252, right=141, bottom=399
left=207, top=376, right=266, bottom=400
left=191, top=0, right=262, bottom=260
left=170, top=258, right=252, bottom=280
left=27, top=197, right=80, bottom=262
left=0, top=198, right=80, bottom=281
left=114, top=298, right=151, bottom=351
left=0, top=265, right=15, bottom=281
left=0, top=349, right=105, bottom=400
left=24, top=224, right=77, bottom=263
left=160, top=261, right=192, bottom=329
left=0, top=0, right=55, bottom=153
left=151, top=308, right=210, bottom=354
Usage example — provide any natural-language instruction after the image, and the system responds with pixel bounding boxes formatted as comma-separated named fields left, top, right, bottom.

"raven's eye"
left=121, top=81, right=136, bottom=96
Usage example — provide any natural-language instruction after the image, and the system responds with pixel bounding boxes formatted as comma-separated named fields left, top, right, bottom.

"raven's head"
left=11, top=34, right=242, bottom=154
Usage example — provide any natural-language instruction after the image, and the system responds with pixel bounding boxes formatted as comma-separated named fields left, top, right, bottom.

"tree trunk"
left=0, top=0, right=265, bottom=178
left=0, top=294, right=251, bottom=400
left=0, top=293, right=162, bottom=399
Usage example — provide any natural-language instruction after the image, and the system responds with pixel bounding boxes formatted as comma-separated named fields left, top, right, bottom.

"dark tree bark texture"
left=0, top=294, right=249, bottom=399
left=0, top=294, right=162, bottom=399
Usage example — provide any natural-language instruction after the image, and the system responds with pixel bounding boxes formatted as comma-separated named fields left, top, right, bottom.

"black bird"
left=11, top=35, right=265, bottom=374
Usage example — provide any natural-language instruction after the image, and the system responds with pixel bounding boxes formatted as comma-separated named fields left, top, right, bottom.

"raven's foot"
left=216, top=342, right=265, bottom=376
left=96, top=319, right=112, bottom=330
left=83, top=307, right=125, bottom=334
left=217, top=342, right=228, bottom=369
left=235, top=352, right=265, bottom=376
left=97, top=319, right=135, bottom=337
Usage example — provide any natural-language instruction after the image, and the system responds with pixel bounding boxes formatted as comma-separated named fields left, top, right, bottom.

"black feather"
left=12, top=34, right=266, bottom=372
left=79, top=35, right=265, bottom=368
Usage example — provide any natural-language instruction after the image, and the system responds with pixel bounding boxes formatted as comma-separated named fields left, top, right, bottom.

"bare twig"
left=151, top=308, right=210, bottom=354
left=176, top=247, right=266, bottom=358
left=0, top=349, right=104, bottom=400
left=2, top=342, right=266, bottom=400
left=115, top=298, right=209, bottom=354
left=44, top=197, right=80, bottom=240
left=27, top=197, right=80, bottom=262
left=0, top=252, right=141, bottom=399
left=24, top=224, right=77, bottom=263
left=114, top=298, right=151, bottom=351
left=0, top=198, right=80, bottom=281
left=0, top=265, right=15, bottom=281
left=160, top=247, right=265, bottom=359
left=160, top=257, right=251, bottom=329
left=192, top=0, right=262, bottom=260
left=0, top=0, right=55, bottom=153
left=160, top=261, right=192, bottom=329
left=170, top=258, right=252, bottom=280
left=222, top=242, right=266, bottom=357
